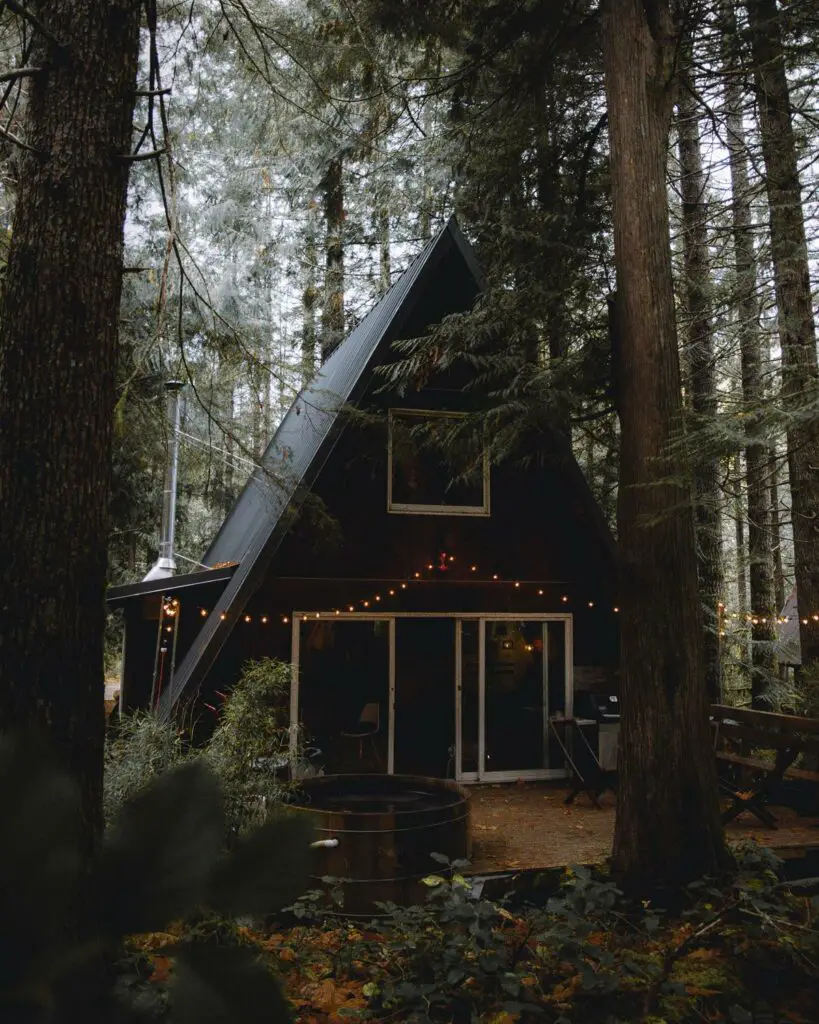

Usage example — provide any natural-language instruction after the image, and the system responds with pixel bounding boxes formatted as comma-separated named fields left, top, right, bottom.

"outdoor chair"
left=340, top=702, right=382, bottom=766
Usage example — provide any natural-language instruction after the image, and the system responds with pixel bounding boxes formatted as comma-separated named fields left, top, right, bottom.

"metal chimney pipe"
left=143, top=380, right=184, bottom=581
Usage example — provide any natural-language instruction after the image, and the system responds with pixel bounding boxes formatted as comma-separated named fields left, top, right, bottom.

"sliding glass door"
left=456, top=617, right=571, bottom=782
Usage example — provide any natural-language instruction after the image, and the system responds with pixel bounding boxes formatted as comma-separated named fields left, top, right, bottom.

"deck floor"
left=468, top=782, right=819, bottom=874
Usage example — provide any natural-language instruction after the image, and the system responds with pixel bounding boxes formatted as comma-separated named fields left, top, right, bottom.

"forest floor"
left=469, top=781, right=819, bottom=873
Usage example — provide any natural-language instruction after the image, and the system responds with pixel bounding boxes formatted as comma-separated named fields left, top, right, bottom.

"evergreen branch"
left=2, top=0, right=64, bottom=50
left=0, top=66, right=40, bottom=83
left=134, top=86, right=172, bottom=97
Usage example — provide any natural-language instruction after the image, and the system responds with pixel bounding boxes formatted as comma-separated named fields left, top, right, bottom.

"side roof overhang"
left=106, top=565, right=237, bottom=609
left=158, top=217, right=484, bottom=718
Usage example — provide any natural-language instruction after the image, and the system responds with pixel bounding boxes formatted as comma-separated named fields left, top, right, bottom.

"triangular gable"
left=158, top=217, right=482, bottom=716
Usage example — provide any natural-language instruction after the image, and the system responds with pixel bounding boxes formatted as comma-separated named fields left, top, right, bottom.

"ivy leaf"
left=171, top=944, right=291, bottom=1024
left=99, top=761, right=225, bottom=935
left=0, top=733, right=81, bottom=990
left=206, top=813, right=314, bottom=918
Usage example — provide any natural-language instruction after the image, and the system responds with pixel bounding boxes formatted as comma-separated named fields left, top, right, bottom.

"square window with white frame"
left=387, top=409, right=490, bottom=516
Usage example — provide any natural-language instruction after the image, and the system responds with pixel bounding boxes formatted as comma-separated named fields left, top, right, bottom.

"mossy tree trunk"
left=0, top=0, right=142, bottom=854
left=601, top=0, right=728, bottom=893
left=747, top=0, right=819, bottom=671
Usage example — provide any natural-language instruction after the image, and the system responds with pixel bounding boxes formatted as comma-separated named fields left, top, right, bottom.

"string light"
left=561, top=595, right=568, bottom=603
left=492, top=574, right=499, bottom=580
left=538, top=589, right=544, bottom=596
left=220, top=612, right=227, bottom=620
left=389, top=589, right=395, bottom=596
left=401, top=583, right=407, bottom=589
left=588, top=601, right=594, bottom=608
left=244, top=614, right=252, bottom=623
left=261, top=615, right=268, bottom=624
left=374, top=595, right=381, bottom=601
left=514, top=581, right=520, bottom=588
left=471, top=565, right=477, bottom=572
left=614, top=607, right=620, bottom=613
left=282, top=616, right=289, bottom=624
left=200, top=608, right=208, bottom=617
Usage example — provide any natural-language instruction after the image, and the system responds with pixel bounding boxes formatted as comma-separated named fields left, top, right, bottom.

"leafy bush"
left=104, top=710, right=189, bottom=826
left=203, top=658, right=298, bottom=838
left=296, top=845, right=819, bottom=1024
left=0, top=730, right=314, bottom=1024
left=104, top=658, right=306, bottom=838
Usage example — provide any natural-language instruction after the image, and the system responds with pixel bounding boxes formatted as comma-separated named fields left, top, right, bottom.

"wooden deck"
left=468, top=781, right=819, bottom=875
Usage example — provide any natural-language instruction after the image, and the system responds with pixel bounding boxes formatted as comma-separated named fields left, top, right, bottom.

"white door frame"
left=289, top=611, right=573, bottom=783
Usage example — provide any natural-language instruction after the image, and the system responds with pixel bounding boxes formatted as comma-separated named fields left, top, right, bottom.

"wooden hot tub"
left=290, top=774, right=471, bottom=915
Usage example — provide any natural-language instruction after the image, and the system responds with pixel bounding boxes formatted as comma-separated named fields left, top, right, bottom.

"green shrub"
left=0, top=730, right=314, bottom=1024
left=204, top=658, right=298, bottom=839
left=104, top=710, right=189, bottom=826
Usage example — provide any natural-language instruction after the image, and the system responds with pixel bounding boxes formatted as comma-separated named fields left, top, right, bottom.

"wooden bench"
left=711, top=704, right=819, bottom=828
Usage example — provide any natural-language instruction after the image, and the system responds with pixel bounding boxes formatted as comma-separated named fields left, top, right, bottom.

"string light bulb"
left=514, top=581, right=520, bottom=588
left=220, top=612, right=227, bottom=620
left=200, top=608, right=207, bottom=617
left=282, top=616, right=289, bottom=624
left=471, top=565, right=477, bottom=572
left=348, top=605, right=354, bottom=611
left=588, top=601, right=594, bottom=608
left=244, top=614, right=252, bottom=623
left=374, top=595, right=381, bottom=601
left=261, top=616, right=268, bottom=624
left=401, top=583, right=407, bottom=589
left=538, top=589, right=544, bottom=596
left=492, top=574, right=499, bottom=581
left=561, top=595, right=568, bottom=603
left=389, top=589, right=395, bottom=596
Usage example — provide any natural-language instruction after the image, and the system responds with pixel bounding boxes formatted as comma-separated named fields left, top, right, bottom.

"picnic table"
left=711, top=704, right=819, bottom=828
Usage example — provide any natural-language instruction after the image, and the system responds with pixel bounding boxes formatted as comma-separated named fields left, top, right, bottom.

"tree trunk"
left=747, top=0, right=819, bottom=670
left=769, top=448, right=785, bottom=612
left=722, top=6, right=777, bottom=703
left=378, top=202, right=391, bottom=294
left=677, top=70, right=724, bottom=703
left=321, top=156, right=345, bottom=363
left=302, top=205, right=319, bottom=382
left=733, top=453, right=751, bottom=693
left=601, top=0, right=727, bottom=893
left=0, top=0, right=141, bottom=852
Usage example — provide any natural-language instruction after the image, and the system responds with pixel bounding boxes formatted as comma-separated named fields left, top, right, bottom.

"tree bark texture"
left=747, top=0, right=819, bottom=669
left=0, top=0, right=141, bottom=846
left=321, top=155, right=345, bottom=363
left=722, top=7, right=777, bottom=701
left=677, top=73, right=724, bottom=703
left=601, top=0, right=727, bottom=892
left=302, top=205, right=319, bottom=382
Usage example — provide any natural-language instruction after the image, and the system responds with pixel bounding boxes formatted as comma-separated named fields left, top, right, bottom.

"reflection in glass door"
left=455, top=617, right=571, bottom=781
left=484, top=620, right=547, bottom=773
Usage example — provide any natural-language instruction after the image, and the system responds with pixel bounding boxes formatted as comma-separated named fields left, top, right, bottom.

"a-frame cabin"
left=108, top=217, right=620, bottom=782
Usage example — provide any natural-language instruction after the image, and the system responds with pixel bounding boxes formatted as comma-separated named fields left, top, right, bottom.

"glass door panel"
left=394, top=618, right=455, bottom=777
left=483, top=620, right=546, bottom=773
left=298, top=619, right=390, bottom=773
left=458, top=620, right=480, bottom=777
left=545, top=620, right=568, bottom=766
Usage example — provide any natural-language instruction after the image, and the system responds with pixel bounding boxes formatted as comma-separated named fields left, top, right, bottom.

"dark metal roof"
left=158, top=217, right=482, bottom=718
left=106, top=565, right=236, bottom=608
left=777, top=586, right=801, bottom=665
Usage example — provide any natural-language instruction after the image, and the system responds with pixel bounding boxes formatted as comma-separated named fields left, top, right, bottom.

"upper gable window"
left=387, top=409, right=490, bottom=516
